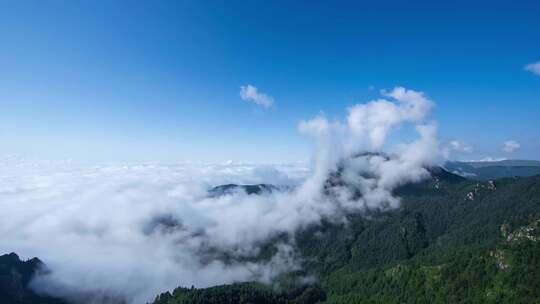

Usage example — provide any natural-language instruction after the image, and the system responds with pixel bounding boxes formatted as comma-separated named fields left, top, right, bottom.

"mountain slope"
left=0, top=253, right=65, bottom=304
left=152, top=172, right=540, bottom=304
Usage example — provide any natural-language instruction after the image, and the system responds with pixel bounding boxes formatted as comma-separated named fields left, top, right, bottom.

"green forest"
left=152, top=173, right=540, bottom=304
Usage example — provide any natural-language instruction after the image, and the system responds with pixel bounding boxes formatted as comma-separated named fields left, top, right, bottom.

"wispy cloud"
left=240, top=85, right=274, bottom=108
left=524, top=61, right=540, bottom=76
left=502, top=140, right=520, bottom=153
left=345, top=86, right=434, bottom=149
left=475, top=157, right=507, bottom=162
left=448, top=140, right=473, bottom=153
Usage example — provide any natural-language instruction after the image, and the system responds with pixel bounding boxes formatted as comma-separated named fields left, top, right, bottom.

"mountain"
left=445, top=159, right=540, bottom=180
left=0, top=253, right=65, bottom=304
left=208, top=184, right=285, bottom=197
left=3, top=168, right=540, bottom=304
left=153, top=171, right=540, bottom=304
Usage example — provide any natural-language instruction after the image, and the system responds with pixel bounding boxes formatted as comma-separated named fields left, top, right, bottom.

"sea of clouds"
left=0, top=87, right=447, bottom=304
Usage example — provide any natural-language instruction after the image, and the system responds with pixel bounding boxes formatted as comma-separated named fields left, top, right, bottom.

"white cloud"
left=524, top=61, right=540, bottom=76
left=467, top=157, right=506, bottom=162
left=448, top=140, right=473, bottom=153
left=240, top=85, right=274, bottom=108
left=502, top=140, right=520, bottom=153
left=298, top=86, right=442, bottom=209
left=0, top=161, right=307, bottom=303
left=346, top=86, right=434, bottom=149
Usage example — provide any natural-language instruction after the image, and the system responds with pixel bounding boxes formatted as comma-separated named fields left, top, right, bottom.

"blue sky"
left=0, top=0, right=539, bottom=162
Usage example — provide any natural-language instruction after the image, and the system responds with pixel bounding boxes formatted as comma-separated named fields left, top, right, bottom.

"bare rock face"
left=489, top=250, right=509, bottom=270
left=505, top=220, right=540, bottom=243
left=500, top=224, right=510, bottom=238
left=465, top=180, right=498, bottom=201
left=492, top=220, right=540, bottom=271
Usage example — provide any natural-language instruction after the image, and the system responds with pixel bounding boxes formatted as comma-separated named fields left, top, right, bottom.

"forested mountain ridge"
left=2, top=170, right=539, bottom=304
left=0, top=253, right=65, bottom=304
left=152, top=172, right=540, bottom=304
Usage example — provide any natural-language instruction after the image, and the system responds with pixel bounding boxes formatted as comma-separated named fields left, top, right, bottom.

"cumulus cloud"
left=524, top=60, right=540, bottom=75
left=1, top=87, right=443, bottom=304
left=240, top=85, right=274, bottom=108
left=298, top=86, right=441, bottom=210
left=346, top=87, right=434, bottom=149
left=502, top=140, right=520, bottom=153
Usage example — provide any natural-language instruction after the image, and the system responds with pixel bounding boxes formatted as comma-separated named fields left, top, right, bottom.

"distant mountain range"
left=444, top=159, right=540, bottom=180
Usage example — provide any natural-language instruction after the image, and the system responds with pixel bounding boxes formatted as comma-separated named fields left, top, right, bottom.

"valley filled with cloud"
left=0, top=87, right=445, bottom=303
